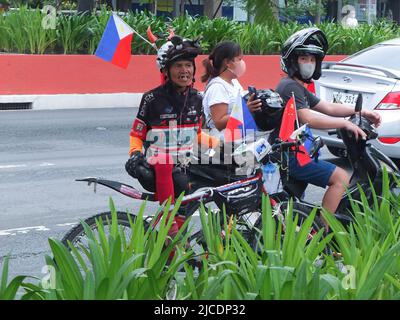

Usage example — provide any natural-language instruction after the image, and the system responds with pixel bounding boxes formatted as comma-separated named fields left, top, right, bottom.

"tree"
left=244, top=0, right=277, bottom=25
left=204, top=0, right=223, bottom=19
left=280, top=0, right=328, bottom=24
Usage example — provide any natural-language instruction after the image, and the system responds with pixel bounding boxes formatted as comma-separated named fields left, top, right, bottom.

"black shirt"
left=269, top=77, right=320, bottom=144
left=275, top=77, right=320, bottom=110
left=130, top=82, right=203, bottom=155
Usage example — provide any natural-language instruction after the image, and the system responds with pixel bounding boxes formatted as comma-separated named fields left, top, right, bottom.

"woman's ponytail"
left=200, top=41, right=242, bottom=83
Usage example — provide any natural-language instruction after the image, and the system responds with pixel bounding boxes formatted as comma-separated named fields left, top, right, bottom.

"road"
left=0, top=108, right=349, bottom=280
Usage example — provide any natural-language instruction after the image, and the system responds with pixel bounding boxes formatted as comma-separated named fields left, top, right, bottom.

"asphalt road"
left=0, top=108, right=349, bottom=280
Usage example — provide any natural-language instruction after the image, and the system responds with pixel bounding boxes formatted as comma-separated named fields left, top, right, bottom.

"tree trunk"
left=204, top=0, right=222, bottom=19
left=315, top=0, right=322, bottom=24
left=173, top=0, right=184, bottom=17
left=271, top=0, right=279, bottom=19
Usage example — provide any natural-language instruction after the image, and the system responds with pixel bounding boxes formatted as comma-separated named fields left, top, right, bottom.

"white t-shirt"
left=202, top=77, right=244, bottom=135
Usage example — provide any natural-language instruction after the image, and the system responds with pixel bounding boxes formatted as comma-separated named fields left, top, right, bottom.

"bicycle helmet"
left=280, top=27, right=328, bottom=83
left=244, top=88, right=284, bottom=131
left=156, top=35, right=201, bottom=74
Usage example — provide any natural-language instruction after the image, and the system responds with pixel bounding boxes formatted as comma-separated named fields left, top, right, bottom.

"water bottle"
left=262, top=162, right=281, bottom=194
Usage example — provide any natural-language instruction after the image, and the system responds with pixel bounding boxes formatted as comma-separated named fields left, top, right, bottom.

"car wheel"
left=327, top=146, right=347, bottom=158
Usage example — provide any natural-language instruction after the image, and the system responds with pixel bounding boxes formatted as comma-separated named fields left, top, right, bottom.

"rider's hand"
left=361, top=110, right=382, bottom=127
left=246, top=93, right=262, bottom=113
left=343, top=120, right=367, bottom=141
left=125, top=151, right=145, bottom=178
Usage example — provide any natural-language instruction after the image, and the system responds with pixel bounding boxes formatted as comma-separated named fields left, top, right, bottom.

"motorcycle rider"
left=125, top=35, right=219, bottom=235
left=274, top=27, right=381, bottom=229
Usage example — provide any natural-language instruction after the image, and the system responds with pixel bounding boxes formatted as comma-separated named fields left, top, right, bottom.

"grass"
left=1, top=8, right=400, bottom=55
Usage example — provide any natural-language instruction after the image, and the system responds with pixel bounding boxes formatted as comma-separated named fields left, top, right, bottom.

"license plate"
left=332, top=91, right=358, bottom=106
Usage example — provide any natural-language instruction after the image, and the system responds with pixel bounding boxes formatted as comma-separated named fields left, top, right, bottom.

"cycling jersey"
left=129, top=82, right=216, bottom=158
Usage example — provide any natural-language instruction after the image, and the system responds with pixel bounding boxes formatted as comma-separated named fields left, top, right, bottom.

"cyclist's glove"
left=125, top=151, right=146, bottom=178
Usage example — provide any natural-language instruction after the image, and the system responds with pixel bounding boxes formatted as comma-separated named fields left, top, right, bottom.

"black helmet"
left=244, top=88, right=284, bottom=131
left=280, top=27, right=328, bottom=83
left=156, top=35, right=201, bottom=72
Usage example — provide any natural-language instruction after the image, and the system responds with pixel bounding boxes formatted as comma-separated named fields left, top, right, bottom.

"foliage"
left=244, top=0, right=277, bottom=26
left=1, top=169, right=399, bottom=300
left=280, top=0, right=328, bottom=22
left=2, top=8, right=400, bottom=55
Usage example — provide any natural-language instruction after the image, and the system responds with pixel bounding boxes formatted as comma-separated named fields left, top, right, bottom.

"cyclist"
left=274, top=27, right=381, bottom=228
left=125, top=35, right=219, bottom=235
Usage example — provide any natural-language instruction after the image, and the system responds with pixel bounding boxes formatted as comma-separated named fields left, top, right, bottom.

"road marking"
left=0, top=163, right=55, bottom=170
left=0, top=164, right=27, bottom=169
left=39, top=163, right=55, bottom=167
left=56, top=223, right=77, bottom=227
left=0, top=226, right=50, bottom=236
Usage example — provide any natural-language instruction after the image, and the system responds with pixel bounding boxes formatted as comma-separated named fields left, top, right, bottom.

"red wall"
left=0, top=54, right=346, bottom=95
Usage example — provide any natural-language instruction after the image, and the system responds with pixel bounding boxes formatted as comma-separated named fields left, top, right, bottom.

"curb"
left=0, top=93, right=143, bottom=110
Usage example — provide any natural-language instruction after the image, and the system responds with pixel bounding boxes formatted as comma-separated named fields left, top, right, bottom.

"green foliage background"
left=1, top=8, right=400, bottom=55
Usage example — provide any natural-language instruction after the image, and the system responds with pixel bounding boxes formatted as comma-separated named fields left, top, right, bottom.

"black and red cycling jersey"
left=129, top=82, right=207, bottom=157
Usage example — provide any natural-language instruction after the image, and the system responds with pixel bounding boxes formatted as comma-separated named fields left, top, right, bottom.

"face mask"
left=228, top=59, right=246, bottom=78
left=298, top=62, right=316, bottom=80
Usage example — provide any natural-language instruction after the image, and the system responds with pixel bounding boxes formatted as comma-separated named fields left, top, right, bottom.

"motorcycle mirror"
left=355, top=94, right=363, bottom=113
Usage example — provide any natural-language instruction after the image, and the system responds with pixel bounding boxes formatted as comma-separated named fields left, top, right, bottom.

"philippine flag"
left=95, top=14, right=134, bottom=69
left=224, top=93, right=258, bottom=143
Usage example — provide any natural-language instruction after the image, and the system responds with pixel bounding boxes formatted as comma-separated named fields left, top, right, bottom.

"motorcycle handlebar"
left=271, top=140, right=300, bottom=152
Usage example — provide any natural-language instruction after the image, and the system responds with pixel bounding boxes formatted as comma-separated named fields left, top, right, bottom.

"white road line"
left=56, top=223, right=77, bottom=227
left=0, top=226, right=51, bottom=236
left=0, top=163, right=55, bottom=170
left=39, top=163, right=55, bottom=167
left=0, top=164, right=27, bottom=169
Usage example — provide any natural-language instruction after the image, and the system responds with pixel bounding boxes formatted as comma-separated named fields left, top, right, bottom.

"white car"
left=312, top=37, right=400, bottom=161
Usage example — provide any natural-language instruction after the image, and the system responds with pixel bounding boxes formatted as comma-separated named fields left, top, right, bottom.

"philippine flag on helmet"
left=224, top=93, right=258, bottom=143
left=95, top=14, right=134, bottom=69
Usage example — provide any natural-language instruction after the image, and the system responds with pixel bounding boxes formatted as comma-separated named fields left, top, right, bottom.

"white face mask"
left=227, top=59, right=246, bottom=78
left=299, top=62, right=316, bottom=80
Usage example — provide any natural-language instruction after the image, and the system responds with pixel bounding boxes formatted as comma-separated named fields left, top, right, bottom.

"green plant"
left=23, top=197, right=196, bottom=300
left=3, top=170, right=400, bottom=300
left=0, top=256, right=28, bottom=300
left=322, top=169, right=400, bottom=299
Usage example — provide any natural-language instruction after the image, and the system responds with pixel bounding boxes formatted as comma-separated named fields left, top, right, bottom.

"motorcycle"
left=277, top=94, right=400, bottom=225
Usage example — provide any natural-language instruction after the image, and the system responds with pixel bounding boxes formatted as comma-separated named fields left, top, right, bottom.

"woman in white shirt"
left=201, top=41, right=261, bottom=138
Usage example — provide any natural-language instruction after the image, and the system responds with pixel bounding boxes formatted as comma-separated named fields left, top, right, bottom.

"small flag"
left=279, top=95, right=296, bottom=141
left=303, top=125, right=319, bottom=156
left=95, top=14, right=134, bottom=69
left=224, top=93, right=258, bottom=143
left=279, top=95, right=311, bottom=166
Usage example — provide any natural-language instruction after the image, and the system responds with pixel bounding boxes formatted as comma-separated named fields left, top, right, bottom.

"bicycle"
left=62, top=135, right=324, bottom=262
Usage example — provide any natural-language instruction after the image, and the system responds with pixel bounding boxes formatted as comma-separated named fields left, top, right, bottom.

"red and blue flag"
left=95, top=14, right=134, bottom=69
left=225, top=93, right=258, bottom=142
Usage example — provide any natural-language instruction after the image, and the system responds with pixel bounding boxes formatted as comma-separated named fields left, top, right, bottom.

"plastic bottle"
left=262, top=162, right=281, bottom=194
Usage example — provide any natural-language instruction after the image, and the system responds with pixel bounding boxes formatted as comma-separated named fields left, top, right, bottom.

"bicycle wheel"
left=250, top=201, right=324, bottom=254
left=185, top=200, right=262, bottom=260
left=61, top=211, right=148, bottom=250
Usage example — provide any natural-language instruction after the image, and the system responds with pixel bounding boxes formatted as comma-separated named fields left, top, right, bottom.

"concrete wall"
left=0, top=54, right=346, bottom=110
